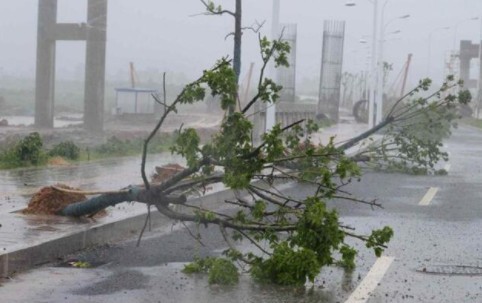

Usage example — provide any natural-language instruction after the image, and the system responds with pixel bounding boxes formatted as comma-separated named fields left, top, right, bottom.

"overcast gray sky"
left=1, top=0, right=481, bottom=89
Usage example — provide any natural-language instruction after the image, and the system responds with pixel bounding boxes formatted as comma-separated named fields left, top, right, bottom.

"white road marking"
left=345, top=256, right=394, bottom=303
left=444, top=163, right=451, bottom=172
left=419, top=187, right=439, bottom=206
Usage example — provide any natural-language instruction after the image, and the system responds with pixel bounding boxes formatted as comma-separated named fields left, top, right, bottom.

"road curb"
left=0, top=185, right=241, bottom=278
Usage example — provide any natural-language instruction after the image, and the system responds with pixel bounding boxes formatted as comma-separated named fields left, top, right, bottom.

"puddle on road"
left=72, top=262, right=353, bottom=303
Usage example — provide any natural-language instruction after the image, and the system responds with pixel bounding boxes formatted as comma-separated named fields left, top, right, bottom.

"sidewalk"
left=0, top=117, right=371, bottom=278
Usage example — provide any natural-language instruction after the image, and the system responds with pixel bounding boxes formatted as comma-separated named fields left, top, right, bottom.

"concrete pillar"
left=35, top=0, right=107, bottom=132
left=479, top=40, right=482, bottom=115
left=84, top=0, right=108, bottom=133
left=460, top=41, right=472, bottom=86
left=35, top=0, right=57, bottom=128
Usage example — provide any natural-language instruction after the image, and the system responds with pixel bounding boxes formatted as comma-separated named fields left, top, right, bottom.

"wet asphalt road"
left=1, top=125, right=482, bottom=302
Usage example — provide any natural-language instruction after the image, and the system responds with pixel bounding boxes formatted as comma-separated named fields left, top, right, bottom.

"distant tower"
left=276, top=23, right=297, bottom=102
left=318, top=20, right=346, bottom=122
left=459, top=40, right=480, bottom=90
left=35, top=0, right=108, bottom=132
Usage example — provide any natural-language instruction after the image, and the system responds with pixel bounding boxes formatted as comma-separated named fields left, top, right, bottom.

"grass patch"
left=0, top=132, right=48, bottom=169
left=83, top=135, right=175, bottom=161
left=0, top=132, right=176, bottom=169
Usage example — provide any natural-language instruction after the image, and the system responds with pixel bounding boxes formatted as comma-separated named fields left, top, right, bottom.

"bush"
left=0, top=132, right=46, bottom=168
left=49, top=141, right=80, bottom=160
left=15, top=132, right=44, bottom=165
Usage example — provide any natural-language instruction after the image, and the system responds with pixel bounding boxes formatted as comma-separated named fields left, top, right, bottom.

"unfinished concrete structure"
left=276, top=23, right=297, bottom=102
left=318, top=20, right=346, bottom=122
left=459, top=40, right=482, bottom=90
left=35, top=0, right=108, bottom=132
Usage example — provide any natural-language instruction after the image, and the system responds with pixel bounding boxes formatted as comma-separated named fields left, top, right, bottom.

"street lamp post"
left=346, top=0, right=409, bottom=126
left=346, top=0, right=379, bottom=128
left=370, top=0, right=379, bottom=128
left=375, top=13, right=410, bottom=125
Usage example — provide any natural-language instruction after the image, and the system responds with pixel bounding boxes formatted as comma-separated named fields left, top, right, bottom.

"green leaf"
left=170, top=128, right=200, bottom=168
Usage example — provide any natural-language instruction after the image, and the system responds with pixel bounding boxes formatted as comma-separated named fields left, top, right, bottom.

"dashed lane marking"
left=345, top=256, right=395, bottom=303
left=419, top=187, right=439, bottom=206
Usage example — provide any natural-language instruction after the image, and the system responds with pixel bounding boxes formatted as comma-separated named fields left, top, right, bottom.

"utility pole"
left=477, top=17, right=482, bottom=118
left=369, top=0, right=379, bottom=128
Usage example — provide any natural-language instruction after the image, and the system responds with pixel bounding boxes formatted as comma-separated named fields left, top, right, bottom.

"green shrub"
left=49, top=141, right=80, bottom=160
left=0, top=132, right=46, bottom=168
left=0, top=149, right=20, bottom=168
left=16, top=132, right=43, bottom=164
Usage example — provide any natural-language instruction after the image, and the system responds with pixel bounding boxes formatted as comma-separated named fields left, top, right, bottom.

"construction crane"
left=388, top=53, right=413, bottom=99
left=400, top=54, right=412, bottom=98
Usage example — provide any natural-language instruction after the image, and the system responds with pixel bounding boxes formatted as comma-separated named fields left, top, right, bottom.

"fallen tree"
left=34, top=66, right=469, bottom=286
left=351, top=77, right=471, bottom=174
left=29, top=1, right=471, bottom=286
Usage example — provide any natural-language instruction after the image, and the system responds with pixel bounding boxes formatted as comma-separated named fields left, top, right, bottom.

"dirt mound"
left=23, top=184, right=87, bottom=215
left=48, top=156, right=70, bottom=166
left=151, top=163, right=185, bottom=183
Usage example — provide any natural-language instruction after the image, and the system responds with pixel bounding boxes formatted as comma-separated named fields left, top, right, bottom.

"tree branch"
left=337, top=116, right=394, bottom=151
left=199, top=0, right=235, bottom=16
left=154, top=203, right=297, bottom=232
left=242, top=34, right=282, bottom=114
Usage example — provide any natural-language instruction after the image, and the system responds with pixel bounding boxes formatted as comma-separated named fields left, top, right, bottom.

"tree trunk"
left=59, top=186, right=187, bottom=217
left=233, top=0, right=242, bottom=83
left=338, top=116, right=393, bottom=151
left=230, top=0, right=242, bottom=114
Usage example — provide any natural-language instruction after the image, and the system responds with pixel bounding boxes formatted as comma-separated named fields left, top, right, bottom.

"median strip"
left=345, top=256, right=394, bottom=303
left=419, top=187, right=439, bottom=206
